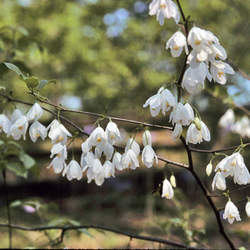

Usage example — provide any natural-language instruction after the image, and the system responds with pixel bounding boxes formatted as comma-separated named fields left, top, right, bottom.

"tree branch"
left=0, top=223, right=200, bottom=249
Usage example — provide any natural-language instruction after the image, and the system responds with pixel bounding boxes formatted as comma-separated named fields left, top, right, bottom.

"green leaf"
left=19, top=153, right=35, bottom=169
left=3, top=62, right=24, bottom=78
left=7, top=161, right=28, bottom=178
left=24, top=76, right=39, bottom=89
left=37, top=79, right=56, bottom=90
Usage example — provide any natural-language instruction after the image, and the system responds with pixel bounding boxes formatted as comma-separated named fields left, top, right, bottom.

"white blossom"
left=50, top=143, right=67, bottom=160
left=26, top=103, right=43, bottom=122
left=212, top=171, right=226, bottom=191
left=48, top=119, right=72, bottom=144
left=169, top=102, right=194, bottom=126
left=170, top=175, right=176, bottom=188
left=112, top=152, right=123, bottom=171
left=9, top=115, right=29, bottom=140
left=103, top=160, right=115, bottom=178
left=0, top=114, right=11, bottom=134
left=142, top=145, right=158, bottom=168
left=89, top=126, right=107, bottom=148
left=125, top=138, right=140, bottom=156
left=206, top=162, right=213, bottom=176
left=121, top=149, right=139, bottom=170
left=105, top=120, right=121, bottom=145
left=171, top=123, right=182, bottom=140
left=11, top=109, right=23, bottom=124
left=186, top=119, right=210, bottom=144
left=142, top=130, right=152, bottom=147
left=161, top=178, right=174, bottom=199
left=210, top=61, right=235, bottom=85
left=166, top=31, right=188, bottom=57
left=48, top=157, right=66, bottom=174
left=232, top=117, right=250, bottom=138
left=245, top=200, right=250, bottom=217
left=63, top=160, right=82, bottom=181
left=149, top=0, right=180, bottom=25
left=223, top=200, right=241, bottom=224
left=29, top=121, right=47, bottom=142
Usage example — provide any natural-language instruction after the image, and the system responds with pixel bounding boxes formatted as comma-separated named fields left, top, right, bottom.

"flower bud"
left=170, top=175, right=176, bottom=188
left=206, top=162, right=213, bottom=176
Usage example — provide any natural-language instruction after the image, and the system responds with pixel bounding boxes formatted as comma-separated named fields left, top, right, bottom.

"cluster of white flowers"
left=212, top=152, right=250, bottom=191
left=219, top=109, right=250, bottom=138
left=143, top=86, right=210, bottom=144
left=0, top=103, right=47, bottom=142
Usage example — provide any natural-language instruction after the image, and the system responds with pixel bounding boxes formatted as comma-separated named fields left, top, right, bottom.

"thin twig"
left=0, top=223, right=200, bottom=249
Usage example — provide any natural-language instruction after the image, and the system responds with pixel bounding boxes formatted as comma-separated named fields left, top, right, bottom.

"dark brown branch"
left=0, top=223, right=200, bottom=249
left=190, top=143, right=250, bottom=153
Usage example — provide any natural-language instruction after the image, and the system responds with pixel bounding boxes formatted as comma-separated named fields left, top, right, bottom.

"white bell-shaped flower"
left=166, top=31, right=188, bottom=57
left=50, top=143, right=67, bottom=160
left=232, top=117, right=250, bottom=138
left=81, top=138, right=91, bottom=155
left=210, top=61, right=235, bottom=85
left=103, top=160, right=115, bottom=178
left=210, top=43, right=227, bottom=61
left=160, top=88, right=176, bottom=115
left=89, top=126, right=107, bottom=148
left=48, top=119, right=72, bottom=144
left=125, top=138, right=140, bottom=156
left=143, top=87, right=164, bottom=117
left=212, top=172, right=226, bottom=191
left=48, top=157, right=66, bottom=174
left=122, top=149, right=139, bottom=170
left=0, top=114, right=11, bottom=134
left=186, top=119, right=210, bottom=144
left=219, top=109, right=235, bottom=130
left=223, top=200, right=241, bottom=224
left=26, top=103, right=43, bottom=122
left=142, top=145, right=158, bottom=168
left=161, top=178, right=174, bottom=199
left=142, top=130, right=152, bottom=147
left=11, top=109, right=23, bottom=123
left=171, top=123, right=182, bottom=140
left=149, top=0, right=180, bottom=25
left=63, top=160, right=82, bottom=181
left=81, top=151, right=95, bottom=172
left=112, top=152, right=123, bottom=170
left=245, top=201, right=250, bottom=217
left=92, top=158, right=103, bottom=174
left=182, top=63, right=208, bottom=94
left=29, top=121, right=47, bottom=142
left=9, top=115, right=29, bottom=140
left=169, top=102, right=194, bottom=126
left=105, top=120, right=121, bottom=145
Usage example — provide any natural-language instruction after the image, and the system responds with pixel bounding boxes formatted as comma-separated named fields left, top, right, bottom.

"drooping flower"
left=9, top=115, right=29, bottom=140
left=88, top=126, right=107, bottom=148
left=112, top=152, right=123, bottom=171
left=105, top=120, right=121, bottom=145
left=232, top=117, right=250, bottom=138
left=161, top=178, right=174, bottom=199
left=142, top=130, right=152, bottom=147
left=48, top=156, right=66, bottom=174
left=50, top=143, right=67, bottom=160
left=48, top=119, right=72, bottom=144
left=186, top=119, right=210, bottom=144
left=29, top=121, right=47, bottom=142
left=182, top=63, right=209, bottom=94
left=121, top=149, right=139, bottom=170
left=103, top=160, right=115, bottom=178
left=10, top=109, right=23, bottom=124
left=212, top=171, right=226, bottom=191
left=142, top=145, right=158, bottom=168
left=210, top=61, right=235, bottom=85
left=170, top=174, right=176, bottom=188
left=63, top=160, right=82, bottom=181
left=125, top=138, right=140, bottom=156
left=26, top=103, right=43, bottom=122
left=149, top=0, right=180, bottom=25
left=171, top=123, right=182, bottom=140
left=169, top=102, right=194, bottom=126
left=0, top=114, right=11, bottom=134
left=166, top=31, right=188, bottom=57
left=245, top=200, right=250, bottom=217
left=223, top=199, right=241, bottom=224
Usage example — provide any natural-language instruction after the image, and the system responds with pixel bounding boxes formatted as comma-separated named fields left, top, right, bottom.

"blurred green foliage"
left=0, top=0, right=249, bottom=116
